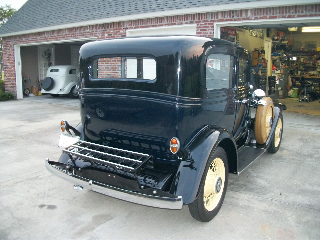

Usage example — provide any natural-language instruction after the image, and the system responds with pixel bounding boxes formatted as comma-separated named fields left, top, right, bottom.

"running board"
left=237, top=146, right=266, bottom=174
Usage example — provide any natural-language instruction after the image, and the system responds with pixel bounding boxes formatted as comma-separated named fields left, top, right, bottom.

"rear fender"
left=60, top=82, right=77, bottom=94
left=171, top=126, right=235, bottom=204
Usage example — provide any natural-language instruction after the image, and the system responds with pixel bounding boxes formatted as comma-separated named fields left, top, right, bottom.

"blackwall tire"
left=268, top=114, right=283, bottom=153
left=42, top=77, right=54, bottom=91
left=188, top=147, right=228, bottom=222
left=23, top=88, right=30, bottom=96
left=255, top=97, right=274, bottom=144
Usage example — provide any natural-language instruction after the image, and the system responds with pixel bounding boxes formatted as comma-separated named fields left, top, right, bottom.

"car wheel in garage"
left=23, top=88, right=30, bottom=96
left=42, top=77, right=54, bottom=91
left=255, top=97, right=274, bottom=144
left=268, top=114, right=283, bottom=153
left=69, top=86, right=79, bottom=98
left=188, top=147, right=228, bottom=222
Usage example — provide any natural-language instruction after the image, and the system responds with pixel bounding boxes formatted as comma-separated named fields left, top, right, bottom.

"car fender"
left=171, top=126, right=235, bottom=205
left=261, top=105, right=283, bottom=149
left=59, top=82, right=77, bottom=94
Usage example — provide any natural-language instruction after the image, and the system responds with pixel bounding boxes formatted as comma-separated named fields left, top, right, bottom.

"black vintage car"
left=45, top=36, right=285, bottom=222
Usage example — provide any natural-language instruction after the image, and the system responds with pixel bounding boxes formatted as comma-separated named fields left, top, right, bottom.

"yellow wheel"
left=203, top=157, right=225, bottom=211
left=255, top=97, right=274, bottom=144
left=268, top=114, right=283, bottom=153
left=188, top=147, right=228, bottom=222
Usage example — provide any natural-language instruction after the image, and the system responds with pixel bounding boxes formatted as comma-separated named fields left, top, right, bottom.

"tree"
left=0, top=5, right=16, bottom=79
left=0, top=5, right=16, bottom=26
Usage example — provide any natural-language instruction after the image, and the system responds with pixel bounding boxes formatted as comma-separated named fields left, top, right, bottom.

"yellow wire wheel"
left=203, top=157, right=225, bottom=211
left=255, top=97, right=274, bottom=144
left=188, top=147, right=228, bottom=222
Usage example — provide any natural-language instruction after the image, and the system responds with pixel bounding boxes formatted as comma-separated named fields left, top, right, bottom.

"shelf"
left=292, top=51, right=320, bottom=56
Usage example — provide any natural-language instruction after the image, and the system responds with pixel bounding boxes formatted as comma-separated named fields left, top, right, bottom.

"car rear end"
left=41, top=65, right=78, bottom=95
left=46, top=36, right=208, bottom=209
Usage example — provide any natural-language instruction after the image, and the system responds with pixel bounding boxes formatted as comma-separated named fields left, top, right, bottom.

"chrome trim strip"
left=45, top=160, right=183, bottom=210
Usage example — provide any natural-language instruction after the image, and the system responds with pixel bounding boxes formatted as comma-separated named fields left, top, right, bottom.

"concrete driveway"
left=1, top=95, right=320, bottom=240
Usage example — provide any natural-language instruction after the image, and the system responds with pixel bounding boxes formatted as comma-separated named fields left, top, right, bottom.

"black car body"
left=46, top=36, right=285, bottom=222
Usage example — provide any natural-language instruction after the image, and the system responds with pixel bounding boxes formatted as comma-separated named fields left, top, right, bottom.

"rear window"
left=206, top=54, right=232, bottom=90
left=90, top=56, right=156, bottom=81
left=50, top=69, right=59, bottom=72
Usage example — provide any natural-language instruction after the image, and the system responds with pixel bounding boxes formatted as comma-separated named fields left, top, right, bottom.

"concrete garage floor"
left=276, top=97, right=320, bottom=116
left=0, top=95, right=320, bottom=240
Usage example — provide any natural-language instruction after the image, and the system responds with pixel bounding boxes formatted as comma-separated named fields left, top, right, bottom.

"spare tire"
left=42, top=77, right=54, bottom=91
left=255, top=97, right=274, bottom=144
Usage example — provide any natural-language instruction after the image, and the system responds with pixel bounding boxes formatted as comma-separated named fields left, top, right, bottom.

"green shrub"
left=0, top=80, right=4, bottom=92
left=0, top=91, right=14, bottom=101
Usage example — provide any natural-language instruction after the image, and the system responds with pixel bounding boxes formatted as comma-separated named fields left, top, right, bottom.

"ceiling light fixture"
left=301, top=27, right=320, bottom=32
left=288, top=27, right=298, bottom=31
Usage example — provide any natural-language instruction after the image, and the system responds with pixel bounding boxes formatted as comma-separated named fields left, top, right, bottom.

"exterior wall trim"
left=0, top=0, right=319, bottom=38
left=126, top=24, right=197, bottom=36
left=17, top=37, right=98, bottom=47
left=14, top=45, right=22, bottom=99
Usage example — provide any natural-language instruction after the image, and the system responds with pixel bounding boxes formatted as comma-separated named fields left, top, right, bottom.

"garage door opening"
left=214, top=17, right=320, bottom=101
left=16, top=38, right=97, bottom=99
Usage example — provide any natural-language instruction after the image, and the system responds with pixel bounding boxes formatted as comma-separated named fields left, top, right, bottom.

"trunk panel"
left=81, top=89, right=178, bottom=157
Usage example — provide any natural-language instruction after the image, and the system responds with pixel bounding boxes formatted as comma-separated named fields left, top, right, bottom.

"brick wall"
left=3, top=4, right=320, bottom=97
left=97, top=57, right=122, bottom=79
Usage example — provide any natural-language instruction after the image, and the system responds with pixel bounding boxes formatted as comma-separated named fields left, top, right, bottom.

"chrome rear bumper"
left=45, top=159, right=183, bottom=210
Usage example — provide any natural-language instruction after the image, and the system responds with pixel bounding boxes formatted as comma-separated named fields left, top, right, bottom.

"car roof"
left=80, top=35, right=236, bottom=59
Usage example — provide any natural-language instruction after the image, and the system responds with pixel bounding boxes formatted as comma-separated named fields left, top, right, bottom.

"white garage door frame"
left=14, top=37, right=97, bottom=99
left=126, top=24, right=197, bottom=37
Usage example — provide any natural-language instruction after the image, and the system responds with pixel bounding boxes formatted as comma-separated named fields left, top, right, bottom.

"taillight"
left=170, top=137, right=180, bottom=154
left=60, top=120, right=66, bottom=132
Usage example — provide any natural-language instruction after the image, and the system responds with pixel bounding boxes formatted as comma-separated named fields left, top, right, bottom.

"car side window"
left=69, top=69, right=77, bottom=74
left=206, top=54, right=232, bottom=90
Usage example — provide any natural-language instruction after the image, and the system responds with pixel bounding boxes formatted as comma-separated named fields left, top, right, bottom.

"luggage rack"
left=63, top=140, right=152, bottom=173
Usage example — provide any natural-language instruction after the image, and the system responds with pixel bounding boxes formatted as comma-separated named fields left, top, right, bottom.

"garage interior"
left=20, top=41, right=86, bottom=97
left=221, top=21, right=320, bottom=108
